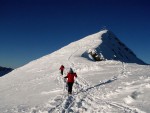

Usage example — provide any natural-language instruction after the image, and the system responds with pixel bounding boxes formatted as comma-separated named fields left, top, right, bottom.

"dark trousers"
left=67, top=82, right=74, bottom=94
left=60, top=70, right=63, bottom=75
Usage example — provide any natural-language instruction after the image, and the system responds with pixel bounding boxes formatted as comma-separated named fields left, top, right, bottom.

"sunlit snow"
left=0, top=30, right=149, bottom=113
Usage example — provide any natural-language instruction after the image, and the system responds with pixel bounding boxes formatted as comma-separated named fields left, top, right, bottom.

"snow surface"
left=0, top=30, right=150, bottom=113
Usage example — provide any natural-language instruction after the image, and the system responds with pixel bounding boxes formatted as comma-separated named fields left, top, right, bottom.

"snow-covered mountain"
left=82, top=30, right=145, bottom=64
left=0, top=30, right=149, bottom=113
left=0, top=66, right=13, bottom=77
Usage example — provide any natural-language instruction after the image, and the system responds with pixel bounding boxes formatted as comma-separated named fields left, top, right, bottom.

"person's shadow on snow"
left=75, top=77, right=117, bottom=94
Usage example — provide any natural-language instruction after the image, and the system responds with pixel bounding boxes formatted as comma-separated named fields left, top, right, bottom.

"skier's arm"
left=74, top=73, right=77, bottom=78
left=64, top=73, right=69, bottom=78
left=64, top=76, right=68, bottom=78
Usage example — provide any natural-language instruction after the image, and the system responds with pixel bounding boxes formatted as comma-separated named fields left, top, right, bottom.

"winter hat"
left=69, top=68, right=73, bottom=73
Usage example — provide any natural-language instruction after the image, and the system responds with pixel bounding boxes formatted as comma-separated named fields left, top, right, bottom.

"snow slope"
left=0, top=30, right=149, bottom=113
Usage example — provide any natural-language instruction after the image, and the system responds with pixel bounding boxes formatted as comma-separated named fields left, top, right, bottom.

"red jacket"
left=59, top=65, right=64, bottom=71
left=65, top=73, right=77, bottom=83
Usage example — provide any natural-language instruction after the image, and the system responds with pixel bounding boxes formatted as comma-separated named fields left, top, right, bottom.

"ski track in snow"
left=2, top=36, right=149, bottom=113
left=28, top=45, right=146, bottom=113
left=36, top=70, right=142, bottom=113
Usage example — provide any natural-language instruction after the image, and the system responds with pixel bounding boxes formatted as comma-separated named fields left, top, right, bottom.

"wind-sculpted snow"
left=0, top=30, right=149, bottom=113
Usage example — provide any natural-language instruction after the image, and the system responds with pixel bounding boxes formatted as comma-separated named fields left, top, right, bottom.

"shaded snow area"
left=0, top=30, right=149, bottom=113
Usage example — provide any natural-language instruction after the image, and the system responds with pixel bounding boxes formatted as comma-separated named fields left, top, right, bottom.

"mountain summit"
left=82, top=30, right=145, bottom=64
left=0, top=30, right=149, bottom=113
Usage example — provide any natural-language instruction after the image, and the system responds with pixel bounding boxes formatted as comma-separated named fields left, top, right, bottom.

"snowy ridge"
left=0, top=30, right=149, bottom=113
left=81, top=30, right=145, bottom=64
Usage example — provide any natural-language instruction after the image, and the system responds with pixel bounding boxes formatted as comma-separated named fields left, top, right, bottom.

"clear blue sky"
left=0, top=0, right=150, bottom=68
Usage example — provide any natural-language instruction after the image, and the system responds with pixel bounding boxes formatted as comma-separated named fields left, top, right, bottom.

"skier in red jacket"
left=59, top=65, right=65, bottom=75
left=64, top=68, right=77, bottom=94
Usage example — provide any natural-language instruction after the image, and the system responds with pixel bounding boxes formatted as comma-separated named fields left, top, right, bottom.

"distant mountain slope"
left=0, top=66, right=13, bottom=77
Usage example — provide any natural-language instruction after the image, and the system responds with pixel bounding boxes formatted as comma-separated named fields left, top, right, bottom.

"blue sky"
left=0, top=0, right=150, bottom=68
